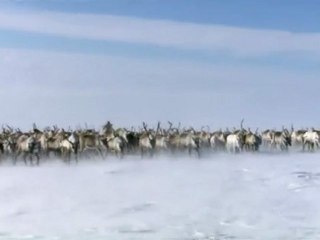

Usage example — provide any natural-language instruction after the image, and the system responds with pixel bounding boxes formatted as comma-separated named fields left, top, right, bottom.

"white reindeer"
left=103, top=136, right=125, bottom=158
left=226, top=133, right=242, bottom=153
left=303, top=129, right=319, bottom=151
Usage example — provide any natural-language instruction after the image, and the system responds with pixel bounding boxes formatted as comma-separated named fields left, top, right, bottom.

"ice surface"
left=1, top=153, right=320, bottom=239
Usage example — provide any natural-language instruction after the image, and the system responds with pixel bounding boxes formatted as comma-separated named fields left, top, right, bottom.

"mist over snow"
left=1, top=154, right=320, bottom=240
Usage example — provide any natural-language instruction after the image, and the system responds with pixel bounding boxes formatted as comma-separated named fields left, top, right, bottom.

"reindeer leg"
left=69, top=151, right=72, bottom=164
left=74, top=151, right=78, bottom=163
left=13, top=152, right=20, bottom=165
left=36, top=153, right=40, bottom=166
left=66, top=152, right=70, bottom=165
left=188, top=147, right=192, bottom=156
left=29, top=154, right=33, bottom=166
left=74, top=146, right=78, bottom=164
left=98, top=148, right=104, bottom=159
left=150, top=148, right=154, bottom=158
left=23, top=153, right=27, bottom=166
left=197, top=147, right=201, bottom=158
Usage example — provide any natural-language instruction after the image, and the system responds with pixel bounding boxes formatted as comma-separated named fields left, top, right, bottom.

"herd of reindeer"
left=0, top=120, right=319, bottom=165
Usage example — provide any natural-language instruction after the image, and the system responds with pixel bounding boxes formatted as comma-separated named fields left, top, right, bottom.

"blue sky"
left=0, top=1, right=320, bottom=129
left=2, top=0, right=320, bottom=32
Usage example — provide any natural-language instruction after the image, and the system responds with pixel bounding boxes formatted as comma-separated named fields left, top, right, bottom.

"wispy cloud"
left=1, top=10, right=320, bottom=56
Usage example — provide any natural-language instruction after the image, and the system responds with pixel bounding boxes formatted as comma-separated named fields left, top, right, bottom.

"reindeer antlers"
left=142, top=122, right=148, bottom=131
left=156, top=121, right=161, bottom=134
left=240, top=119, right=244, bottom=130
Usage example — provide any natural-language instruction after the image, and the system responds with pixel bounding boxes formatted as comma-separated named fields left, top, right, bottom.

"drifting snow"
left=1, top=153, right=320, bottom=239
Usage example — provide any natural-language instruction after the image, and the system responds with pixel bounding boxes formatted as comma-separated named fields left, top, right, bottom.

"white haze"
left=1, top=154, right=320, bottom=239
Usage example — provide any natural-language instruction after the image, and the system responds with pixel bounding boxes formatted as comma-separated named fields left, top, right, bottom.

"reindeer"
left=101, top=136, right=125, bottom=158
left=270, top=128, right=291, bottom=151
left=154, top=122, right=169, bottom=153
left=14, top=133, right=41, bottom=165
left=210, top=130, right=228, bottom=152
left=179, top=129, right=200, bottom=157
left=226, top=131, right=244, bottom=153
left=0, top=126, right=14, bottom=159
left=126, top=129, right=140, bottom=154
left=3, top=127, right=20, bottom=157
left=60, top=131, right=80, bottom=163
left=303, top=129, right=319, bottom=152
left=196, top=126, right=211, bottom=149
left=101, top=121, right=114, bottom=140
left=138, top=122, right=155, bottom=158
left=225, top=120, right=246, bottom=153
left=243, top=129, right=261, bottom=152
left=100, top=121, right=127, bottom=158
left=78, top=129, right=104, bottom=158
left=60, top=138, right=74, bottom=163
left=167, top=123, right=200, bottom=157
left=42, top=126, right=65, bottom=158
left=114, top=128, right=128, bottom=145
left=290, top=125, right=306, bottom=149
left=261, top=129, right=273, bottom=149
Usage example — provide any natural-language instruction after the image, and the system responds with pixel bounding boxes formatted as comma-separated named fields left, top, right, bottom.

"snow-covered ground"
left=1, top=153, right=320, bottom=240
